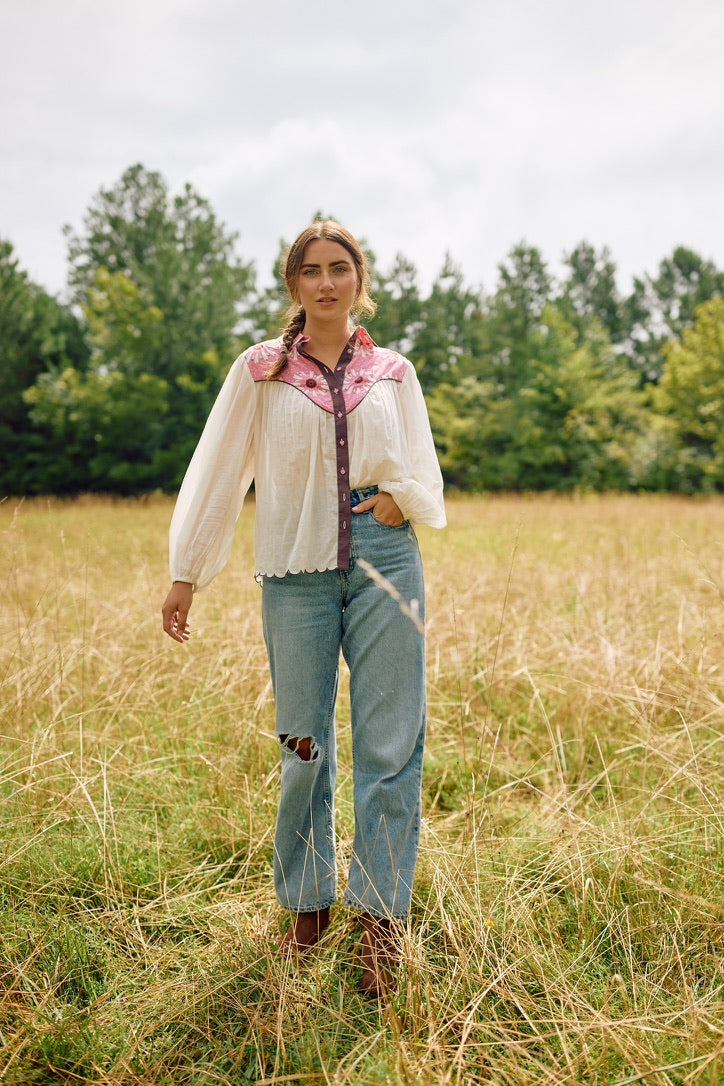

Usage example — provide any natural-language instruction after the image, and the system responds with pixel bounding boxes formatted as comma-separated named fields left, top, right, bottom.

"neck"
left=302, top=316, right=353, bottom=358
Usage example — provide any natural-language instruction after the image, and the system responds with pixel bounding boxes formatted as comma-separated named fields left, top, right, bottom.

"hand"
left=162, top=581, right=194, bottom=642
left=352, top=490, right=404, bottom=526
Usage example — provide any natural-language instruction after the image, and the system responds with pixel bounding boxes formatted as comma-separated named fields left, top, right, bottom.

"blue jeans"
left=261, top=487, right=426, bottom=919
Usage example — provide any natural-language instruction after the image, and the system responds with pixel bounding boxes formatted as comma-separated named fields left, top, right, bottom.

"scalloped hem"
left=255, top=562, right=340, bottom=582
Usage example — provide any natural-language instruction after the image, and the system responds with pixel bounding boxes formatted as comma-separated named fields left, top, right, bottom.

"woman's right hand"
left=162, top=581, right=194, bottom=642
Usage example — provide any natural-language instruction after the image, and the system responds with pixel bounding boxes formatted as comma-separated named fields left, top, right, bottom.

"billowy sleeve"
left=169, top=353, right=256, bottom=590
left=378, top=363, right=446, bottom=528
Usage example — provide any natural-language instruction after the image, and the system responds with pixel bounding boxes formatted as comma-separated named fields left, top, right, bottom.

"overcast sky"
left=1, top=0, right=723, bottom=300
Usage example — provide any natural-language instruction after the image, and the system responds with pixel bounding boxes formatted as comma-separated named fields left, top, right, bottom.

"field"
left=0, top=493, right=722, bottom=1085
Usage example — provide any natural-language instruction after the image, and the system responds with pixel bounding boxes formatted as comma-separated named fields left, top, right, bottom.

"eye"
left=302, top=267, right=320, bottom=277
left=333, top=265, right=350, bottom=275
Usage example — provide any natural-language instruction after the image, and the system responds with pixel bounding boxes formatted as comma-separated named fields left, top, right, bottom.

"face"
left=295, top=238, right=359, bottom=322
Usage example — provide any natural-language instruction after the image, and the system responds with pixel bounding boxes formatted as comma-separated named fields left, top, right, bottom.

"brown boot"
left=279, top=907, right=330, bottom=955
left=359, top=913, right=397, bottom=998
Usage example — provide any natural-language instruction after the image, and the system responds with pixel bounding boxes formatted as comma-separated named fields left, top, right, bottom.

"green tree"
left=491, top=244, right=552, bottom=333
left=428, top=306, right=648, bottom=492
left=408, top=255, right=486, bottom=392
left=65, top=164, right=253, bottom=373
left=25, top=264, right=235, bottom=493
left=83, top=268, right=165, bottom=377
left=427, top=376, right=517, bottom=490
left=68, top=168, right=251, bottom=359
left=29, top=269, right=171, bottom=492
left=650, top=297, right=724, bottom=491
left=481, top=243, right=554, bottom=392
left=51, top=164, right=256, bottom=490
left=25, top=365, right=169, bottom=494
left=367, top=252, right=422, bottom=353
left=624, top=246, right=724, bottom=382
left=0, top=239, right=88, bottom=495
left=558, top=242, right=626, bottom=345
left=521, top=307, right=649, bottom=490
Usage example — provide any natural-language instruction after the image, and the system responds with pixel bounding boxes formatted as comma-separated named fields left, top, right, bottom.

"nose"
left=320, top=269, right=334, bottom=291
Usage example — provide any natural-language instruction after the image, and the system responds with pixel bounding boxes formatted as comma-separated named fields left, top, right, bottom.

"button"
left=339, top=438, right=345, bottom=446
left=340, top=468, right=346, bottom=475
left=342, top=493, right=347, bottom=502
left=306, top=378, right=316, bottom=388
left=337, top=411, right=343, bottom=418
left=342, top=520, right=347, bottom=529
left=355, top=376, right=364, bottom=384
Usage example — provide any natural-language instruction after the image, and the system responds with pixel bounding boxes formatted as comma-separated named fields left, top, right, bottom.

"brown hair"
left=268, top=220, right=377, bottom=378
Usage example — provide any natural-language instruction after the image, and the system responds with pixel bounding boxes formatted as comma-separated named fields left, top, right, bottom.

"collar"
left=289, top=325, right=377, bottom=360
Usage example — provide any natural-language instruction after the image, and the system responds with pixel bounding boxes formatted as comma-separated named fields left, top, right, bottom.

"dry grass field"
left=0, top=493, right=722, bottom=1085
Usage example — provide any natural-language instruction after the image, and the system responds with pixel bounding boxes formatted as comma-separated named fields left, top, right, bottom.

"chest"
left=255, top=380, right=403, bottom=452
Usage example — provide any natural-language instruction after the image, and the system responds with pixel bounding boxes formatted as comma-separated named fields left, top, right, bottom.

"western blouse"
left=169, top=327, right=446, bottom=589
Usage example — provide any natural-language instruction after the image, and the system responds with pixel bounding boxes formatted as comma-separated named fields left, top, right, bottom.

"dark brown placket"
left=298, top=336, right=357, bottom=570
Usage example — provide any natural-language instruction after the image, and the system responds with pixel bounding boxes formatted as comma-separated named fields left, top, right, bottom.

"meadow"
left=0, top=493, right=722, bottom=1085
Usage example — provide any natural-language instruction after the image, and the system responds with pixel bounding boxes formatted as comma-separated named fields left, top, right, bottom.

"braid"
left=267, top=307, right=305, bottom=379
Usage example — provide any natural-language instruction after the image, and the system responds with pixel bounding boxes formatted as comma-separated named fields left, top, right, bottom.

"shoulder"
left=243, top=337, right=284, bottom=380
left=355, top=328, right=413, bottom=383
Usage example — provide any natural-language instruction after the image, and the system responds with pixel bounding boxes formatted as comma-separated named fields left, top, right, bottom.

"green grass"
left=0, top=493, right=722, bottom=1084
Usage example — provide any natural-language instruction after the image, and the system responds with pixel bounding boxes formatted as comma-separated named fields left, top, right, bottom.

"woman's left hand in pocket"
left=352, top=490, right=404, bottom=526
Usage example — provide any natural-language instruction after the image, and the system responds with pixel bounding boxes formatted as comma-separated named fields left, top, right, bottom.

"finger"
left=162, top=606, right=190, bottom=641
left=168, top=620, right=191, bottom=643
left=352, top=497, right=376, bottom=512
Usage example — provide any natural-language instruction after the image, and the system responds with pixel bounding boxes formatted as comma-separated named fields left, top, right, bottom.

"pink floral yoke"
left=246, top=327, right=409, bottom=412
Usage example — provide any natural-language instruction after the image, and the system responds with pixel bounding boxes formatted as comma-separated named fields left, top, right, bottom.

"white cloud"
left=1, top=0, right=722, bottom=300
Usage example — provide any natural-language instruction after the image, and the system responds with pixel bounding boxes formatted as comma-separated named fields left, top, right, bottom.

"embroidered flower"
left=277, top=358, right=334, bottom=410
left=289, top=366, right=323, bottom=391
left=343, top=366, right=376, bottom=395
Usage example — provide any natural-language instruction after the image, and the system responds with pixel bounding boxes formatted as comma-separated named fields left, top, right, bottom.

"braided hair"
left=272, top=305, right=307, bottom=377
left=266, top=220, right=376, bottom=379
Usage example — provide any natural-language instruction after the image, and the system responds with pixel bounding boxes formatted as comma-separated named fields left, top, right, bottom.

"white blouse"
left=169, top=328, right=446, bottom=588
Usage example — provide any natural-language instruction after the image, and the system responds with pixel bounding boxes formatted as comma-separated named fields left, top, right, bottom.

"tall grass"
left=0, top=494, right=722, bottom=1085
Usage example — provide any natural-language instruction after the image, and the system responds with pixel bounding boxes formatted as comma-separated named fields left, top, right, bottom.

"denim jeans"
left=261, top=487, right=426, bottom=919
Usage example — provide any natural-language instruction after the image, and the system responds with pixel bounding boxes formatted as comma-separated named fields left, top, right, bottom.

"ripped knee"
left=279, top=734, right=320, bottom=762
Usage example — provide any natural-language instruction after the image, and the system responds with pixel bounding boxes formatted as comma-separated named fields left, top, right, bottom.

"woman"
left=162, top=221, right=445, bottom=997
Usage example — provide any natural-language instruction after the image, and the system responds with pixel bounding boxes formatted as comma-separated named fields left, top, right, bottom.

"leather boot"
left=280, top=907, right=331, bottom=955
left=359, top=912, right=397, bottom=998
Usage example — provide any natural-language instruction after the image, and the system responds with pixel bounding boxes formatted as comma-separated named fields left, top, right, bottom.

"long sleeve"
left=169, top=354, right=256, bottom=590
left=378, top=365, right=446, bottom=528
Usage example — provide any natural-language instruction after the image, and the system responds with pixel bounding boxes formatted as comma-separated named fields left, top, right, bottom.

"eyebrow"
left=300, top=259, right=352, bottom=268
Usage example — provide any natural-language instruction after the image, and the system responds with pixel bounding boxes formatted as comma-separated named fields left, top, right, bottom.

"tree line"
left=2, top=163, right=723, bottom=497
